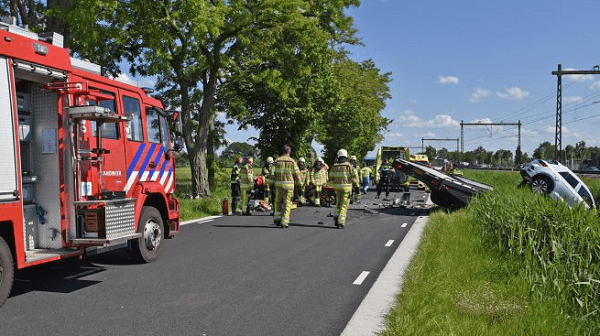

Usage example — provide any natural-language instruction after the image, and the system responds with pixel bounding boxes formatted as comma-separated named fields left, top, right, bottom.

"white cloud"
left=397, top=110, right=460, bottom=128
left=386, top=132, right=403, bottom=138
left=590, top=81, right=600, bottom=90
left=496, top=87, right=530, bottom=100
left=563, top=96, right=583, bottom=104
left=438, top=76, right=460, bottom=85
left=469, top=88, right=490, bottom=103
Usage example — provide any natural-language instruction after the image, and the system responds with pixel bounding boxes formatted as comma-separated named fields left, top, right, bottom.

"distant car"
left=520, top=159, right=595, bottom=209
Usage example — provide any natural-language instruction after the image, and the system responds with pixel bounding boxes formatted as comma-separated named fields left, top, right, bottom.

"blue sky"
left=118, top=0, right=600, bottom=158
left=342, top=0, right=600, bottom=157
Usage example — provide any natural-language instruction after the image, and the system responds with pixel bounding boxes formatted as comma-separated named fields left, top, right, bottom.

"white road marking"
left=401, top=222, right=408, bottom=228
left=353, top=271, right=370, bottom=285
left=181, top=215, right=222, bottom=226
left=385, top=240, right=394, bottom=247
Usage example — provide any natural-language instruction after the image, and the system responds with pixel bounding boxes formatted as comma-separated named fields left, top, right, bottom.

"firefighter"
left=330, top=149, right=354, bottom=229
left=273, top=145, right=301, bottom=228
left=309, top=157, right=329, bottom=206
left=240, top=157, right=254, bottom=215
left=230, top=156, right=243, bottom=214
left=376, top=158, right=394, bottom=199
left=295, top=157, right=309, bottom=205
left=360, top=162, right=372, bottom=194
left=262, top=156, right=274, bottom=203
left=349, top=155, right=361, bottom=204
left=448, top=162, right=463, bottom=176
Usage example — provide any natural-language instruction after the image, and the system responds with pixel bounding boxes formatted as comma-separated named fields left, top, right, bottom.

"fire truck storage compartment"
left=14, top=72, right=64, bottom=250
left=75, top=199, right=136, bottom=241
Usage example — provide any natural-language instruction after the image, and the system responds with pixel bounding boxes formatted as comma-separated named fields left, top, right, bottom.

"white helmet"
left=267, top=156, right=274, bottom=164
left=337, top=149, right=348, bottom=158
left=299, top=157, right=305, bottom=163
left=350, top=155, right=357, bottom=161
left=316, top=157, right=324, bottom=163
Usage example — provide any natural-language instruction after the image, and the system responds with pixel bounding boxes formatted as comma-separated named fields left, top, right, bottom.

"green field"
left=382, top=170, right=600, bottom=335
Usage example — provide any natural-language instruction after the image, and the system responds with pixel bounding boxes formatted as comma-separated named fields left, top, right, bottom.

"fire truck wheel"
left=0, top=236, right=14, bottom=307
left=132, top=206, right=164, bottom=263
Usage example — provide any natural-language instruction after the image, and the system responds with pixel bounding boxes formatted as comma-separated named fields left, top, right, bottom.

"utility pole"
left=552, top=64, right=600, bottom=163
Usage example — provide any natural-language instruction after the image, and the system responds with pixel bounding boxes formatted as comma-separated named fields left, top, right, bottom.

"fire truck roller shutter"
left=0, top=57, right=19, bottom=201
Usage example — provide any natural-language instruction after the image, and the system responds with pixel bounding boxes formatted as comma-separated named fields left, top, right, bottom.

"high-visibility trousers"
left=334, top=186, right=352, bottom=226
left=274, top=186, right=294, bottom=227
left=313, top=184, right=323, bottom=206
left=241, top=183, right=253, bottom=212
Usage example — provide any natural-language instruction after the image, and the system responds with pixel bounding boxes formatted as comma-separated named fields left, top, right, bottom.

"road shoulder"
left=340, top=215, right=429, bottom=336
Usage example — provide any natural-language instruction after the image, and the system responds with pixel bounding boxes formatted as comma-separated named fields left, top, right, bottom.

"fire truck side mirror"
left=171, top=110, right=184, bottom=152
left=172, top=136, right=184, bottom=152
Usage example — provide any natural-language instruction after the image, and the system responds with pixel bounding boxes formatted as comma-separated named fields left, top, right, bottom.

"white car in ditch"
left=520, top=159, right=595, bottom=209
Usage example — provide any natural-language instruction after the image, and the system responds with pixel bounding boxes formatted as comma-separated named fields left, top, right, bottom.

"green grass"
left=175, top=166, right=230, bottom=221
left=382, top=169, right=600, bottom=335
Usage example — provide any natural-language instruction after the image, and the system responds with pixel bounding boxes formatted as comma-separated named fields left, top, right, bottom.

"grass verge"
left=382, top=208, right=582, bottom=335
left=382, top=170, right=594, bottom=335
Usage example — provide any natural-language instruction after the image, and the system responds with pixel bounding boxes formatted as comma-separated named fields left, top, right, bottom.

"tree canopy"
left=62, top=0, right=364, bottom=197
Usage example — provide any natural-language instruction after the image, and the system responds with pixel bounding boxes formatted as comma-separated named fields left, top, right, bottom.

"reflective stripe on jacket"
left=240, top=164, right=253, bottom=188
left=310, top=164, right=328, bottom=186
left=330, top=162, right=353, bottom=189
left=274, top=154, right=300, bottom=189
left=298, top=168, right=309, bottom=187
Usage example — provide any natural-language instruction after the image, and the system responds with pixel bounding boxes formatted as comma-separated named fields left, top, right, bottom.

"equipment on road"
left=0, top=18, right=182, bottom=307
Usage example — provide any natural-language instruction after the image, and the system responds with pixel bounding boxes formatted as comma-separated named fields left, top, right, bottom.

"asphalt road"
left=0, top=189, right=430, bottom=336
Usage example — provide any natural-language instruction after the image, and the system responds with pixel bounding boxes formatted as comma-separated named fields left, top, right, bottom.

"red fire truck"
left=0, top=18, right=182, bottom=306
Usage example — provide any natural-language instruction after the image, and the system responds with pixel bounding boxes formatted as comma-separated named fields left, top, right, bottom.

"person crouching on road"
left=273, top=145, right=301, bottom=228
left=240, top=157, right=254, bottom=215
left=330, top=149, right=354, bottom=229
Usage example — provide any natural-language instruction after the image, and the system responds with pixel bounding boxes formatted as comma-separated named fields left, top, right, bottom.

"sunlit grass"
left=383, top=169, right=600, bottom=335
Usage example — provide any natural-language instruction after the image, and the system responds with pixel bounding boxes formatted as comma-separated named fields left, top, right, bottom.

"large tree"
left=63, top=0, right=360, bottom=197
left=532, top=141, right=554, bottom=160
left=317, top=56, right=391, bottom=163
left=1, top=0, right=72, bottom=41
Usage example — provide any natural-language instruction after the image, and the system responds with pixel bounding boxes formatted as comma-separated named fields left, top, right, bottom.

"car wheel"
left=131, top=206, right=164, bottom=263
left=531, top=175, right=553, bottom=195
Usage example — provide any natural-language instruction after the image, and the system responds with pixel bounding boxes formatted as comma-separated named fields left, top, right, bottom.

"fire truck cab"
left=0, top=17, right=181, bottom=306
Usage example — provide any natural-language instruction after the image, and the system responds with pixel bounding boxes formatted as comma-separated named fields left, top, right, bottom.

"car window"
left=558, top=171, right=579, bottom=189
left=578, top=186, right=593, bottom=206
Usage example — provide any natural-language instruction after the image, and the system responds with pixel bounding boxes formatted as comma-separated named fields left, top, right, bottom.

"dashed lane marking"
left=353, top=271, right=370, bottom=285
left=385, top=240, right=394, bottom=247
left=401, top=222, right=408, bottom=228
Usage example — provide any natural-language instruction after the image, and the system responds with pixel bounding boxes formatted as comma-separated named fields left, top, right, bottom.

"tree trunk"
left=188, top=146, right=210, bottom=198
left=207, top=119, right=216, bottom=189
